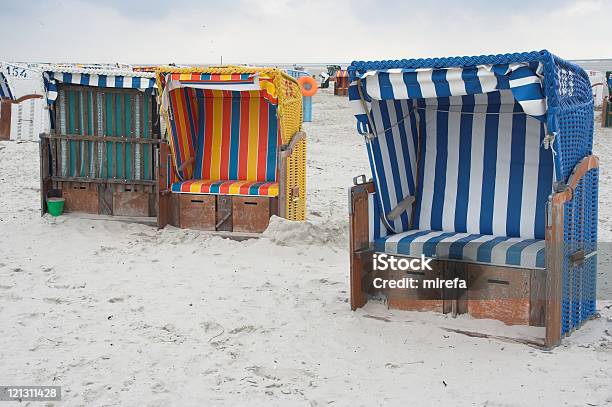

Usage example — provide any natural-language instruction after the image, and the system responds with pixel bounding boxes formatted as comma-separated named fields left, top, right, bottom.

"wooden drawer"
left=113, top=185, right=150, bottom=217
left=466, top=264, right=545, bottom=326
left=232, top=196, right=272, bottom=233
left=179, top=194, right=216, bottom=230
left=384, top=261, right=445, bottom=313
left=61, top=182, right=98, bottom=214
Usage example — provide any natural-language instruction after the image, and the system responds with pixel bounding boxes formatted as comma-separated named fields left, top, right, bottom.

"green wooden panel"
left=54, top=84, right=158, bottom=181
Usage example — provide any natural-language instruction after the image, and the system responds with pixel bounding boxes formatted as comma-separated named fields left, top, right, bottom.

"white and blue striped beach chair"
left=348, top=51, right=597, bottom=348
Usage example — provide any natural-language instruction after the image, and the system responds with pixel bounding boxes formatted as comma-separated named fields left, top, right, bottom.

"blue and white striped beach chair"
left=348, top=51, right=597, bottom=348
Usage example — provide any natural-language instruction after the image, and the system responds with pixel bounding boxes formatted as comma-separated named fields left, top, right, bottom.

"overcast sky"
left=1, top=0, right=610, bottom=65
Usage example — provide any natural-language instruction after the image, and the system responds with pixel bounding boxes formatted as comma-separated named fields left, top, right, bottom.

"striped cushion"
left=171, top=180, right=279, bottom=197
left=166, top=88, right=280, bottom=183
left=192, top=91, right=280, bottom=183
left=367, top=89, right=554, bottom=240
left=413, top=92, right=553, bottom=239
left=374, top=229, right=546, bottom=269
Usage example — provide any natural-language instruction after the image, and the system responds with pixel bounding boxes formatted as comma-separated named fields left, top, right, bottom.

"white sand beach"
left=0, top=88, right=611, bottom=406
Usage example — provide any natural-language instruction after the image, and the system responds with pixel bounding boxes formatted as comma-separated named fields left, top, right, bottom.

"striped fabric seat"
left=374, top=229, right=546, bottom=269
left=166, top=86, right=280, bottom=186
left=366, top=90, right=554, bottom=240
left=171, top=180, right=279, bottom=197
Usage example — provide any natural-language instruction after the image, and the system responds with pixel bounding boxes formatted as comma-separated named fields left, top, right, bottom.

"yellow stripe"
left=247, top=96, right=259, bottom=180
left=189, top=181, right=202, bottom=193
left=267, top=184, right=279, bottom=197
left=228, top=180, right=247, bottom=195
left=179, top=73, right=192, bottom=81
left=210, top=95, right=223, bottom=180
left=220, top=74, right=233, bottom=81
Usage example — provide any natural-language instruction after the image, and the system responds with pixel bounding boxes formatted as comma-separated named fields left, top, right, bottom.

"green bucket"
left=47, top=197, right=65, bottom=217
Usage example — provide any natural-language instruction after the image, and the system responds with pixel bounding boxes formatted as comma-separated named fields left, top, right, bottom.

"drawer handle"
left=190, top=199, right=204, bottom=203
left=406, top=271, right=425, bottom=277
left=244, top=201, right=258, bottom=206
left=487, top=279, right=510, bottom=285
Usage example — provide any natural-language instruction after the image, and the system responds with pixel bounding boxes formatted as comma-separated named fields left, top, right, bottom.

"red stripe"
left=257, top=98, right=269, bottom=182
left=180, top=180, right=195, bottom=192
left=239, top=181, right=252, bottom=195
left=198, top=180, right=215, bottom=193
left=220, top=93, right=232, bottom=180
left=217, top=180, right=232, bottom=194
left=238, top=91, right=250, bottom=180
left=258, top=182, right=270, bottom=195
left=169, top=90, right=187, bottom=172
left=202, top=89, right=214, bottom=179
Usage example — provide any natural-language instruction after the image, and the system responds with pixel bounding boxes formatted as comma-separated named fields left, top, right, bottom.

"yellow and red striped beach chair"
left=156, top=67, right=306, bottom=234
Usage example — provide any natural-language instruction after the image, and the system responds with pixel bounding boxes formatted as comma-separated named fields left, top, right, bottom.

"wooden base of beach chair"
left=349, top=180, right=549, bottom=342
left=53, top=181, right=156, bottom=218
left=334, top=87, right=348, bottom=96
left=162, top=189, right=279, bottom=235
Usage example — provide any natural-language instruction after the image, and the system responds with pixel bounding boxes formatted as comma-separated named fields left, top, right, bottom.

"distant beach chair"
left=334, top=70, right=349, bottom=96
left=347, top=50, right=597, bottom=348
left=285, top=69, right=314, bottom=122
left=39, top=67, right=160, bottom=219
left=155, top=67, right=306, bottom=235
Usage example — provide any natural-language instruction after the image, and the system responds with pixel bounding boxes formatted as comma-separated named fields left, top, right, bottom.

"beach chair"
left=347, top=50, right=597, bottom=348
left=286, top=69, right=314, bottom=123
left=39, top=67, right=160, bottom=219
left=155, top=67, right=306, bottom=235
left=334, top=70, right=349, bottom=96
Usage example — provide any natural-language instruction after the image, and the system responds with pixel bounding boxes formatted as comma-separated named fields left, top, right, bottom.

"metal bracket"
left=353, top=174, right=367, bottom=186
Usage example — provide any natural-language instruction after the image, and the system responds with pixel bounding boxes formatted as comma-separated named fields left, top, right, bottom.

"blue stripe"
left=378, top=72, right=395, bottom=100
left=479, top=91, right=501, bottom=235
left=461, top=67, right=483, bottom=95
left=193, top=89, right=206, bottom=179
left=455, top=95, right=474, bottom=232
left=476, top=236, right=510, bottom=263
left=266, top=103, right=278, bottom=182
left=534, top=123, right=553, bottom=239
left=229, top=91, right=241, bottom=180
left=402, top=72, right=423, bottom=99
left=115, top=76, right=124, bottom=88
left=412, top=99, right=427, bottom=229
left=447, top=234, right=482, bottom=260
left=431, top=69, right=450, bottom=98
left=98, top=75, right=107, bottom=87
left=378, top=101, right=405, bottom=231
left=367, top=141, right=393, bottom=232
left=536, top=247, right=546, bottom=268
left=506, top=102, right=527, bottom=237
left=132, top=77, right=141, bottom=88
left=80, top=74, right=90, bottom=85
left=422, top=232, right=456, bottom=257
left=506, top=239, right=539, bottom=266
left=248, top=182, right=264, bottom=195
left=394, top=230, right=433, bottom=253
left=430, top=97, right=450, bottom=230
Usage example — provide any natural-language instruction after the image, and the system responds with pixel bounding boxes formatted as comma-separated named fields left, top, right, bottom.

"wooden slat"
left=75, top=89, right=81, bottom=177
left=50, top=176, right=155, bottom=185
left=46, top=134, right=160, bottom=143
left=349, top=182, right=375, bottom=310
left=545, top=197, right=564, bottom=348
left=83, top=90, right=90, bottom=177
left=130, top=94, right=136, bottom=181
left=92, top=89, right=99, bottom=178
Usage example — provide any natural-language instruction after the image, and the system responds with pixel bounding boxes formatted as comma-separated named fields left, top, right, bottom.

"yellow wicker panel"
left=286, top=136, right=306, bottom=221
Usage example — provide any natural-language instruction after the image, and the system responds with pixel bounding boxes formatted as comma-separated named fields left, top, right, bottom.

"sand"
left=0, top=88, right=611, bottom=406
